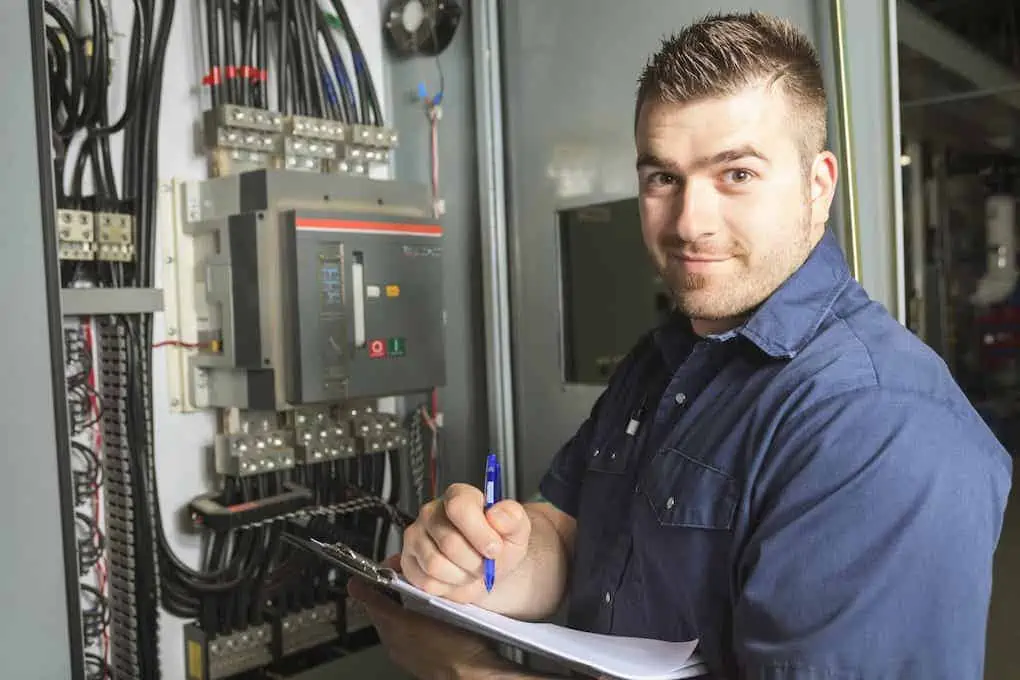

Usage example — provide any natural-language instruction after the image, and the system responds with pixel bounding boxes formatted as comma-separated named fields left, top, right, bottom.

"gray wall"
left=499, top=0, right=902, bottom=497
left=385, top=4, right=490, bottom=488
left=0, top=2, right=80, bottom=678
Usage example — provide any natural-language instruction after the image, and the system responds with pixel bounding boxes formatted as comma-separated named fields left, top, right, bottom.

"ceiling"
left=899, top=0, right=1020, bottom=152
left=910, top=0, right=1020, bottom=71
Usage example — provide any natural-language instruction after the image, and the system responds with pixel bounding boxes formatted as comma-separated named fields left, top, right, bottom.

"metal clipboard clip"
left=282, top=533, right=398, bottom=587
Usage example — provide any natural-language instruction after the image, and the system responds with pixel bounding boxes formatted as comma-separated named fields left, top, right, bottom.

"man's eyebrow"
left=635, top=145, right=770, bottom=173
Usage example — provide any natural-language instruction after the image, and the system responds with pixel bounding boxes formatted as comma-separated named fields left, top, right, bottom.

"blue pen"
left=483, top=452, right=501, bottom=592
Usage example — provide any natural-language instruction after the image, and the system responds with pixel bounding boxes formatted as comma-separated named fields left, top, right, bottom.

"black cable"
left=91, top=0, right=148, bottom=137
left=220, top=0, right=237, bottom=104
left=328, top=0, right=384, bottom=125
left=298, top=0, right=327, bottom=117
left=205, top=0, right=220, bottom=108
left=279, top=0, right=290, bottom=113
left=242, top=0, right=256, bottom=107
left=290, top=0, right=317, bottom=117
left=312, top=7, right=343, bottom=120
left=257, top=0, right=267, bottom=108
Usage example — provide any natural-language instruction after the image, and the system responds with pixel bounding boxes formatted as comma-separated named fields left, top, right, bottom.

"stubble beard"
left=663, top=211, right=815, bottom=323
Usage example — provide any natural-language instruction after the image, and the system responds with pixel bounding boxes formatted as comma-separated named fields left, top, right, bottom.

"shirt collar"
left=654, top=228, right=852, bottom=363
left=738, top=228, right=851, bottom=358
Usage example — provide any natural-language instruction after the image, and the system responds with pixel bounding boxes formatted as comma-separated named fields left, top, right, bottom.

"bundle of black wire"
left=84, top=652, right=109, bottom=680
left=149, top=447, right=394, bottom=644
left=44, top=0, right=150, bottom=289
left=201, top=0, right=383, bottom=125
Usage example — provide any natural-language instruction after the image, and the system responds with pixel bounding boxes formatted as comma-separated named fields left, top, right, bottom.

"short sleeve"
left=536, top=388, right=612, bottom=518
left=734, top=388, right=1012, bottom=679
left=537, top=337, right=658, bottom=518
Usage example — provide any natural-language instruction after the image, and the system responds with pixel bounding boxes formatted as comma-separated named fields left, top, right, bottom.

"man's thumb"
left=486, top=500, right=529, bottom=545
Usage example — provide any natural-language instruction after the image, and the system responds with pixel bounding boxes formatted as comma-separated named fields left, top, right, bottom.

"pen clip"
left=626, top=396, right=648, bottom=437
left=484, top=453, right=501, bottom=507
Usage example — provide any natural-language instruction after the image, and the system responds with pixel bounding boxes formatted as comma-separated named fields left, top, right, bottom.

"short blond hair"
left=636, top=12, right=827, bottom=164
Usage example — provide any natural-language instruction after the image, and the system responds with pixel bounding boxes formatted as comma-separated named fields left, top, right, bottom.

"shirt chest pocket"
left=575, top=429, right=636, bottom=532
left=638, top=448, right=738, bottom=530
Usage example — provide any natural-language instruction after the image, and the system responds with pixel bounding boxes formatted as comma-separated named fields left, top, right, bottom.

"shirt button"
left=593, top=448, right=600, bottom=457
left=604, top=591, right=612, bottom=605
left=609, top=451, right=617, bottom=460
left=666, top=496, right=675, bottom=509
left=675, top=392, right=687, bottom=406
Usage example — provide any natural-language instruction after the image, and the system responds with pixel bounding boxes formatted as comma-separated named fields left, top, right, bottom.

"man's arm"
left=734, top=387, right=1011, bottom=679
left=477, top=499, right=577, bottom=620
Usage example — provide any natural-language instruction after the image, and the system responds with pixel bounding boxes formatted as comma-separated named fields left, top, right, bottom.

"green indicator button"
left=388, top=337, right=406, bottom=356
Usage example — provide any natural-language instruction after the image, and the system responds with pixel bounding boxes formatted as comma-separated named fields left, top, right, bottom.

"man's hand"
left=348, top=555, right=517, bottom=680
left=401, top=483, right=531, bottom=604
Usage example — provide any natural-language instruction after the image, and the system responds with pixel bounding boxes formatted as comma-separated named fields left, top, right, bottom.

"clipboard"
left=282, top=533, right=708, bottom=680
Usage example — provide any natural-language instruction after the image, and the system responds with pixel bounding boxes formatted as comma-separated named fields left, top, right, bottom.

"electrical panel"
left=558, top=197, right=668, bottom=384
left=168, top=169, right=446, bottom=412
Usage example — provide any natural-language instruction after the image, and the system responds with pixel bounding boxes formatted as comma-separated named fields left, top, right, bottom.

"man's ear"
left=809, top=150, right=838, bottom=227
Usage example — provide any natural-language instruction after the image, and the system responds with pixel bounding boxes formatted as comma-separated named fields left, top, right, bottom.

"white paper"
left=390, top=578, right=704, bottom=680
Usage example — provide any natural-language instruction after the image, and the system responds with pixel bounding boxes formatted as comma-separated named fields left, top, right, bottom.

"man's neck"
left=690, top=316, right=745, bottom=338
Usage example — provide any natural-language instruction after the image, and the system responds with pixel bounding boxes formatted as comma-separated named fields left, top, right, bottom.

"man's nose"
left=672, top=180, right=718, bottom=242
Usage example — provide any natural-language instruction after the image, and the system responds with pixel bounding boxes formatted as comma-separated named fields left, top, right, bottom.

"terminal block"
left=184, top=622, right=273, bottom=680
left=278, top=602, right=342, bottom=655
left=341, top=408, right=408, bottom=454
left=214, top=429, right=296, bottom=477
left=95, top=212, right=135, bottom=262
left=292, top=406, right=356, bottom=463
left=56, top=209, right=95, bottom=261
left=201, top=104, right=399, bottom=177
left=203, top=104, right=284, bottom=177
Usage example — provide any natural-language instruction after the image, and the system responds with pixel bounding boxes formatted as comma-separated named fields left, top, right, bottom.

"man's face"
left=635, top=86, right=837, bottom=335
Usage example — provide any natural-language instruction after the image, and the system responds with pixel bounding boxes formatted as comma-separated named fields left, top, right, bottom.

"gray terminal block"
left=214, top=430, right=297, bottom=477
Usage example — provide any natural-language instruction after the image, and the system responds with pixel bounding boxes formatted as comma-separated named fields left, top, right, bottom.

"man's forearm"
left=477, top=503, right=571, bottom=619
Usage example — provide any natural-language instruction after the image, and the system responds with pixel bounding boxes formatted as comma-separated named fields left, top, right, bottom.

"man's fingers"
left=411, top=531, right=476, bottom=586
left=426, top=518, right=485, bottom=574
left=443, top=483, right=504, bottom=558
left=401, top=549, right=454, bottom=596
left=486, top=499, right=530, bottom=547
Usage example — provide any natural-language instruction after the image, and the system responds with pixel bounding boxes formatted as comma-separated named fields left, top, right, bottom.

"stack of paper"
left=391, top=578, right=707, bottom=680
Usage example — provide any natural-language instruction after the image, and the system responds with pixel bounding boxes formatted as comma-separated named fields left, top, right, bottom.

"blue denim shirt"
left=539, top=229, right=1012, bottom=679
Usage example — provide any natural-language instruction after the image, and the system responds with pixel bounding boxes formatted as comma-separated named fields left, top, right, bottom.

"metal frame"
left=886, top=0, right=907, bottom=326
left=472, top=0, right=518, bottom=499
left=828, top=0, right=863, bottom=282
left=0, top=1, right=86, bottom=678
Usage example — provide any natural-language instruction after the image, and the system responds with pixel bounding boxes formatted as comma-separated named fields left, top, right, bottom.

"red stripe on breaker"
left=295, top=218, right=442, bottom=237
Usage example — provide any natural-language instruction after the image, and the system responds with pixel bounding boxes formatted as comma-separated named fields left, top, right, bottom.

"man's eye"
left=724, top=169, right=754, bottom=184
left=648, top=172, right=678, bottom=186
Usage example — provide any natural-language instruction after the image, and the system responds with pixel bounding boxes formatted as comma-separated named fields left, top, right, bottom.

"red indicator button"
left=368, top=339, right=387, bottom=358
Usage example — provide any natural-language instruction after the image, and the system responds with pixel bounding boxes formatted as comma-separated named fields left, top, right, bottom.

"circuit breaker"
left=280, top=209, right=445, bottom=404
left=174, top=169, right=446, bottom=410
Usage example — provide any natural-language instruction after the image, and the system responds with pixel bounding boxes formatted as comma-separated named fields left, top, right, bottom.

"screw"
left=167, top=327, right=177, bottom=336
left=171, top=398, right=180, bottom=407
left=165, top=256, right=174, bottom=264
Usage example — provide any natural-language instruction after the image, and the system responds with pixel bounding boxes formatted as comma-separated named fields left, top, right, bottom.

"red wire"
left=82, top=319, right=109, bottom=668
left=152, top=339, right=202, bottom=349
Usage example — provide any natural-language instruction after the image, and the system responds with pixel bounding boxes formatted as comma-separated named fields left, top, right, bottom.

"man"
left=350, top=11, right=1012, bottom=679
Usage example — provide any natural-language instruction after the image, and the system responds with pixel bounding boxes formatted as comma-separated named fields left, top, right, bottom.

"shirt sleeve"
left=734, top=386, right=1012, bottom=680
left=537, top=337, right=655, bottom=517
left=536, top=389, right=611, bottom=518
